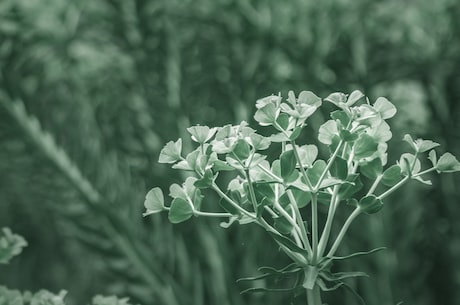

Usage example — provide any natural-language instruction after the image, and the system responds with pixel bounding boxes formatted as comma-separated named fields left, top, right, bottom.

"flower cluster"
left=144, top=90, right=460, bottom=300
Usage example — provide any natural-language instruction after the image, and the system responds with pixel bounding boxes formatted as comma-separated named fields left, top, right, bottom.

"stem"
left=257, top=164, right=283, bottom=183
left=311, top=193, right=319, bottom=263
left=193, top=211, right=233, bottom=217
left=211, top=182, right=256, bottom=219
left=317, top=185, right=340, bottom=257
left=306, top=285, right=322, bottom=305
left=366, top=174, right=383, bottom=196
left=290, top=141, right=314, bottom=191
left=413, top=167, right=436, bottom=177
left=244, top=169, right=259, bottom=213
left=273, top=198, right=303, bottom=239
left=327, top=207, right=361, bottom=257
left=314, top=140, right=344, bottom=191
left=287, top=190, right=313, bottom=257
left=377, top=176, right=409, bottom=200
left=258, top=218, right=308, bottom=265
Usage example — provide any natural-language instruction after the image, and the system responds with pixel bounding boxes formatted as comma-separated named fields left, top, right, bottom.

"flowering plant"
left=144, top=90, right=460, bottom=304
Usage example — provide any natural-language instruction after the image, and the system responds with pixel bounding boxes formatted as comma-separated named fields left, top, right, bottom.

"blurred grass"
left=0, top=0, right=460, bottom=304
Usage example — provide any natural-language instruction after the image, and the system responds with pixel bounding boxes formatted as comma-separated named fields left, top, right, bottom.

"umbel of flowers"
left=144, top=90, right=460, bottom=304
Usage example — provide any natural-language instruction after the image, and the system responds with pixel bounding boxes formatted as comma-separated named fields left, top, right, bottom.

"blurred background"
left=0, top=0, right=459, bottom=304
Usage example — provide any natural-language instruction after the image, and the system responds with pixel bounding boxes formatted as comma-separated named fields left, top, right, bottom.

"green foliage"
left=146, top=90, right=460, bottom=304
left=0, top=229, right=134, bottom=305
left=1, top=0, right=460, bottom=304
left=0, top=228, right=27, bottom=264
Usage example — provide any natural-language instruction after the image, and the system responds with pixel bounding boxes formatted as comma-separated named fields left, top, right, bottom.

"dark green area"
left=1, top=0, right=459, bottom=304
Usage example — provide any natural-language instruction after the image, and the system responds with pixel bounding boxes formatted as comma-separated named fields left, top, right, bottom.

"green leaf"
left=307, top=160, right=327, bottom=186
left=274, top=217, right=293, bottom=235
left=339, top=129, right=358, bottom=142
left=331, top=110, right=351, bottom=127
left=403, top=134, right=417, bottom=152
left=324, top=92, right=347, bottom=106
left=280, top=150, right=297, bottom=181
left=158, top=139, right=182, bottom=164
left=326, top=247, right=386, bottom=261
left=353, top=134, right=378, bottom=160
left=0, top=228, right=28, bottom=264
left=321, top=271, right=369, bottom=282
left=169, top=183, right=187, bottom=200
left=346, top=90, right=365, bottom=106
left=330, top=157, right=348, bottom=180
left=373, top=97, right=396, bottom=119
left=381, top=165, right=402, bottom=186
left=168, top=198, right=194, bottom=223
left=318, top=120, right=338, bottom=145
left=212, top=160, right=234, bottom=171
left=428, top=150, right=437, bottom=167
left=399, top=153, right=421, bottom=175
left=360, top=158, right=383, bottom=179
left=416, top=139, right=440, bottom=153
left=194, top=170, right=214, bottom=189
left=367, top=120, right=392, bottom=143
left=232, top=139, right=250, bottom=160
left=358, top=195, right=383, bottom=214
left=436, top=152, right=460, bottom=173
left=254, top=103, right=278, bottom=126
left=143, top=187, right=165, bottom=216
left=185, top=150, right=200, bottom=171
left=298, top=91, right=322, bottom=107
left=253, top=183, right=275, bottom=202
left=268, top=232, right=309, bottom=257
left=338, top=174, right=363, bottom=200
left=297, top=144, right=318, bottom=167
left=248, top=134, right=271, bottom=151
left=276, top=113, right=290, bottom=130
left=289, top=126, right=303, bottom=141
left=187, top=125, right=217, bottom=143
left=289, top=189, right=311, bottom=208
left=219, top=194, right=241, bottom=215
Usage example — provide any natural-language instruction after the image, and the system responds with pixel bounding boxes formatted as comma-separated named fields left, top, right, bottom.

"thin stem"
left=193, top=211, right=233, bottom=217
left=244, top=169, right=259, bottom=214
left=377, top=176, right=409, bottom=200
left=317, top=185, right=340, bottom=257
left=366, top=174, right=383, bottom=196
left=257, top=164, right=283, bottom=183
left=273, top=198, right=303, bottom=239
left=327, top=207, right=361, bottom=257
left=311, top=193, right=319, bottom=263
left=314, top=140, right=344, bottom=191
left=413, top=167, right=436, bottom=177
left=211, top=182, right=256, bottom=219
left=258, top=218, right=308, bottom=265
left=287, top=190, right=313, bottom=256
left=290, top=140, right=314, bottom=191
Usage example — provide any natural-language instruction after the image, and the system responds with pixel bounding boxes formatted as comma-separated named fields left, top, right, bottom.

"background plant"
left=1, top=0, right=460, bottom=304
left=144, top=90, right=460, bottom=304
left=0, top=228, right=135, bottom=305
